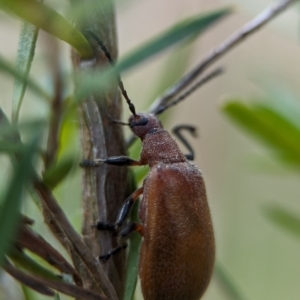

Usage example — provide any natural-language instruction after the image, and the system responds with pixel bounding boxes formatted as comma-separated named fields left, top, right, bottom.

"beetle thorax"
left=141, top=130, right=187, bottom=167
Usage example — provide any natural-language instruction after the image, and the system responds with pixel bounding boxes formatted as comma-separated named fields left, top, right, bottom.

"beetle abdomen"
left=139, top=162, right=215, bottom=300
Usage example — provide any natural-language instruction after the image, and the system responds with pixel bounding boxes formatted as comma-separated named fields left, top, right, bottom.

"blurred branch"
left=72, top=1, right=129, bottom=298
left=8, top=247, right=60, bottom=282
left=0, top=107, right=106, bottom=295
left=15, top=221, right=82, bottom=286
left=4, top=260, right=55, bottom=296
left=4, top=260, right=108, bottom=300
left=149, top=0, right=297, bottom=114
left=45, top=37, right=63, bottom=167
left=155, top=67, right=224, bottom=115
left=34, top=180, right=118, bottom=300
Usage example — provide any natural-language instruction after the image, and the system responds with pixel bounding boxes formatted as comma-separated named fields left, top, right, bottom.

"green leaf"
left=264, top=205, right=300, bottom=239
left=124, top=224, right=141, bottom=300
left=75, top=7, right=232, bottom=100
left=222, top=101, right=300, bottom=166
left=57, top=104, right=80, bottom=159
left=214, top=262, right=246, bottom=300
left=21, top=284, right=33, bottom=300
left=117, top=7, right=232, bottom=71
left=124, top=171, right=142, bottom=300
left=0, top=54, right=50, bottom=100
left=0, top=0, right=93, bottom=58
left=0, top=137, right=38, bottom=266
left=42, top=105, right=79, bottom=189
left=264, top=87, right=300, bottom=131
left=0, top=140, right=25, bottom=154
left=54, top=293, right=60, bottom=300
left=12, top=21, right=39, bottom=124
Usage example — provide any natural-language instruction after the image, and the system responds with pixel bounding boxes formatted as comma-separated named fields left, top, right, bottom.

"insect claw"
left=99, top=254, right=110, bottom=264
left=79, top=158, right=105, bottom=167
left=93, top=222, right=116, bottom=231
left=99, top=244, right=128, bottom=264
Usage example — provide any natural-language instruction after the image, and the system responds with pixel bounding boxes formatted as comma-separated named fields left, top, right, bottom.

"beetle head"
left=129, top=113, right=162, bottom=139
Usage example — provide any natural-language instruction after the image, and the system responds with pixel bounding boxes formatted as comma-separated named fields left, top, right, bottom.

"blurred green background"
left=0, top=0, right=300, bottom=299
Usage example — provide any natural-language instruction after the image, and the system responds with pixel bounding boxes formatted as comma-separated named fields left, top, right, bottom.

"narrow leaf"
left=117, top=8, right=232, bottom=71
left=124, top=229, right=141, bottom=300
left=264, top=205, right=300, bottom=239
left=0, top=140, right=26, bottom=154
left=54, top=293, right=61, bottom=300
left=8, top=247, right=59, bottom=281
left=265, top=87, right=300, bottom=131
left=0, top=138, right=38, bottom=266
left=12, top=21, right=39, bottom=123
left=0, top=54, right=50, bottom=100
left=214, top=262, right=246, bottom=300
left=222, top=101, right=300, bottom=166
left=0, top=0, right=93, bottom=58
left=124, top=172, right=142, bottom=300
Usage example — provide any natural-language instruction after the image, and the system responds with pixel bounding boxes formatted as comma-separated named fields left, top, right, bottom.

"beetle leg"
left=119, top=222, right=144, bottom=237
left=80, top=156, right=143, bottom=167
left=172, top=125, right=197, bottom=161
left=100, top=223, right=144, bottom=263
left=92, top=222, right=116, bottom=231
left=115, top=187, right=143, bottom=227
left=100, top=244, right=128, bottom=264
left=94, top=187, right=143, bottom=231
left=97, top=186, right=143, bottom=264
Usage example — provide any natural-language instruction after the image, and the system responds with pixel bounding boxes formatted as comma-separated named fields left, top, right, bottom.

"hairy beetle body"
left=137, top=125, right=215, bottom=300
left=140, top=161, right=214, bottom=300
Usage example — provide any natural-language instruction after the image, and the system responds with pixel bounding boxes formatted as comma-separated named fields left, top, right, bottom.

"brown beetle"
left=82, top=32, right=215, bottom=300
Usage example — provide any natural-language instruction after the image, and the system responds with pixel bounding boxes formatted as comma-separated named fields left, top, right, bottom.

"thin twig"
left=149, top=0, right=296, bottom=114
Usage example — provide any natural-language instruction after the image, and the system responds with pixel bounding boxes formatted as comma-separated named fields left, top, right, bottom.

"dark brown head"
left=129, top=113, right=163, bottom=140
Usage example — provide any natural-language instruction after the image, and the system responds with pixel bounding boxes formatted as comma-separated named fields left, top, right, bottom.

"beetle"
left=82, top=32, right=215, bottom=300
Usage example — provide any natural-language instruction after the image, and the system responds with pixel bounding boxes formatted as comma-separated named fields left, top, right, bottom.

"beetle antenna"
left=86, top=30, right=137, bottom=116
left=155, top=67, right=224, bottom=115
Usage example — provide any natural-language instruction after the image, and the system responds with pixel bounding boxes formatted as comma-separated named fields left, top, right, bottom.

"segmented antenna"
left=86, top=30, right=137, bottom=116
